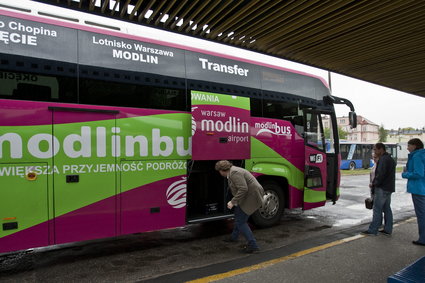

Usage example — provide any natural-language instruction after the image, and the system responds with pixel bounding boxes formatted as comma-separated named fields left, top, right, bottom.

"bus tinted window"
left=262, top=99, right=304, bottom=135
left=79, top=78, right=187, bottom=111
left=0, top=70, right=77, bottom=103
left=250, top=98, right=262, bottom=117
left=263, top=99, right=299, bottom=119
left=340, top=144, right=349, bottom=159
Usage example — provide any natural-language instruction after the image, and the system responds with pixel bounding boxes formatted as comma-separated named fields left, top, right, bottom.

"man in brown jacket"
left=215, top=160, right=264, bottom=253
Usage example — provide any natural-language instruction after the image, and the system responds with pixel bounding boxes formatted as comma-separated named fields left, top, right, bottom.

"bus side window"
left=13, top=83, right=51, bottom=101
left=262, top=99, right=298, bottom=120
left=262, top=99, right=304, bottom=136
left=0, top=69, right=77, bottom=103
left=250, top=98, right=262, bottom=117
left=290, top=116, right=304, bottom=137
left=79, top=76, right=186, bottom=111
left=305, top=112, right=325, bottom=151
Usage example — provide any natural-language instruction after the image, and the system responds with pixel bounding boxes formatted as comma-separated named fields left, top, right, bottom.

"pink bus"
left=0, top=2, right=356, bottom=254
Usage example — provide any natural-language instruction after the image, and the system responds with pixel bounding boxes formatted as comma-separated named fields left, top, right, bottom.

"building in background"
left=387, top=128, right=425, bottom=143
left=323, top=115, right=379, bottom=142
left=387, top=128, right=425, bottom=160
left=324, top=115, right=424, bottom=161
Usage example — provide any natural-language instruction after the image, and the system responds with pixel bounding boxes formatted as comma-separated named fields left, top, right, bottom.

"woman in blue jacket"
left=402, top=138, right=425, bottom=246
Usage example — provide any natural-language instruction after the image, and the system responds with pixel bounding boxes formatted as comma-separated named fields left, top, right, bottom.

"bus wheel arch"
left=251, top=178, right=287, bottom=228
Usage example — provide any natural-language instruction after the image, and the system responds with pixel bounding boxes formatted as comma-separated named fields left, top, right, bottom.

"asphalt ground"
left=144, top=217, right=425, bottom=283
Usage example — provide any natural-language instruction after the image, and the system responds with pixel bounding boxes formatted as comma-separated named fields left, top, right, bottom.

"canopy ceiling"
left=33, top=0, right=425, bottom=98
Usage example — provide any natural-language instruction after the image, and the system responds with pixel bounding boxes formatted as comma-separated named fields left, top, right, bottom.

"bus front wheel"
left=349, top=162, right=356, bottom=170
left=251, top=181, right=285, bottom=228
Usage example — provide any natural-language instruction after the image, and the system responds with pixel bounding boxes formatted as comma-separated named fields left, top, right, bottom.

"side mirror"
left=349, top=111, right=357, bottom=129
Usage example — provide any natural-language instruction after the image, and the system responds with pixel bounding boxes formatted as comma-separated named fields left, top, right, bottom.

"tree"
left=324, top=127, right=331, bottom=139
left=338, top=126, right=348, bottom=140
left=378, top=124, right=388, bottom=142
left=324, top=126, right=347, bottom=139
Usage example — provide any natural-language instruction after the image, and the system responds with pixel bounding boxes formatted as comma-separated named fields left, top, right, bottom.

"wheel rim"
left=258, top=191, right=279, bottom=219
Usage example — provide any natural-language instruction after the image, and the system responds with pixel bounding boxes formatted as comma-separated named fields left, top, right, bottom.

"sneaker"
left=412, top=240, right=425, bottom=246
left=361, top=230, right=377, bottom=236
left=242, top=246, right=259, bottom=254
left=379, top=229, right=391, bottom=236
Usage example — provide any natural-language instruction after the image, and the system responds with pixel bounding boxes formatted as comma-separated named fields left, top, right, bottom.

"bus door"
left=117, top=110, right=188, bottom=234
left=0, top=163, right=48, bottom=253
left=188, top=91, right=250, bottom=221
left=362, top=144, right=372, bottom=168
left=190, top=91, right=251, bottom=161
left=303, top=110, right=329, bottom=209
left=51, top=107, right=118, bottom=245
left=0, top=101, right=50, bottom=253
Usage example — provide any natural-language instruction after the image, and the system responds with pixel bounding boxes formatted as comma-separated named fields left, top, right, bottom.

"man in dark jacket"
left=363, top=143, right=396, bottom=235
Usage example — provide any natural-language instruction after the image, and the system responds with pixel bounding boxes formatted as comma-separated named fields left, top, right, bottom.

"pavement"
left=146, top=217, right=425, bottom=283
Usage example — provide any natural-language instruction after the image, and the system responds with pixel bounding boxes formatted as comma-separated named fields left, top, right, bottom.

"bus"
left=340, top=142, right=399, bottom=170
left=0, top=2, right=356, bottom=254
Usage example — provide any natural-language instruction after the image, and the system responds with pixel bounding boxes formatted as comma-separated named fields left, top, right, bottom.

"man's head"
left=215, top=160, right=233, bottom=177
left=373, top=142, right=386, bottom=158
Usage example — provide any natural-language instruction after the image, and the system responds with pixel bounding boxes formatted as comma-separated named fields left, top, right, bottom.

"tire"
left=349, top=161, right=356, bottom=170
left=251, top=180, right=285, bottom=228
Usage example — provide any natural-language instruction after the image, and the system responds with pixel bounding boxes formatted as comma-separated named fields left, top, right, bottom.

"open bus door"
left=187, top=91, right=250, bottom=222
left=303, top=110, right=339, bottom=209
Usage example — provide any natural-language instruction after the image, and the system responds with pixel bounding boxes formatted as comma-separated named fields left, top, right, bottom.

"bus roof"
left=0, top=1, right=330, bottom=101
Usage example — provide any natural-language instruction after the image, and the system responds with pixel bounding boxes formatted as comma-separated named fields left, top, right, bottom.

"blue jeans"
left=412, top=194, right=425, bottom=243
left=368, top=187, right=393, bottom=234
left=231, top=206, right=258, bottom=249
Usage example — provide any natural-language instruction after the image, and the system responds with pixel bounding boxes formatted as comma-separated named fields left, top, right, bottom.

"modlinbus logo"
left=255, top=122, right=292, bottom=137
left=166, top=177, right=186, bottom=209
left=0, top=126, right=192, bottom=159
left=191, top=106, right=249, bottom=135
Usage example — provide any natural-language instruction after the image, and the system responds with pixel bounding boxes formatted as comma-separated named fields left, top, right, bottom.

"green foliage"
left=324, top=126, right=347, bottom=139
left=324, top=127, right=331, bottom=139
left=338, top=126, right=348, bottom=139
left=378, top=124, right=388, bottom=142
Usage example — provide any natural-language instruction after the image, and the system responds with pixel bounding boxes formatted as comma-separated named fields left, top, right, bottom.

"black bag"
left=365, top=197, right=373, bottom=209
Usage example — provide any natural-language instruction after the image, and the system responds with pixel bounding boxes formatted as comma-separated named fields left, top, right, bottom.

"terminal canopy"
left=32, top=0, right=425, bottom=98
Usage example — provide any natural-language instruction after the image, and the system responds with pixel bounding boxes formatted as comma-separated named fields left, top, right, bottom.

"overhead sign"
left=0, top=15, right=78, bottom=63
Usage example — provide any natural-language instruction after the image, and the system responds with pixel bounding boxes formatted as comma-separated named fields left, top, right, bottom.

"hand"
left=227, top=201, right=234, bottom=209
left=369, top=183, right=372, bottom=188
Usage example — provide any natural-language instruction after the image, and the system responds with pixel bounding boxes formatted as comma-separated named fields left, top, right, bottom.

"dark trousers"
left=231, top=206, right=258, bottom=249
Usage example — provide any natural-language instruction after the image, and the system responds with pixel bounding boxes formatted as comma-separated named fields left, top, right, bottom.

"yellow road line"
left=186, top=217, right=417, bottom=283
left=186, top=234, right=363, bottom=283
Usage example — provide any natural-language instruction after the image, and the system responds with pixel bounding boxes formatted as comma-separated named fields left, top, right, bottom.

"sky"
left=330, top=74, right=425, bottom=130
